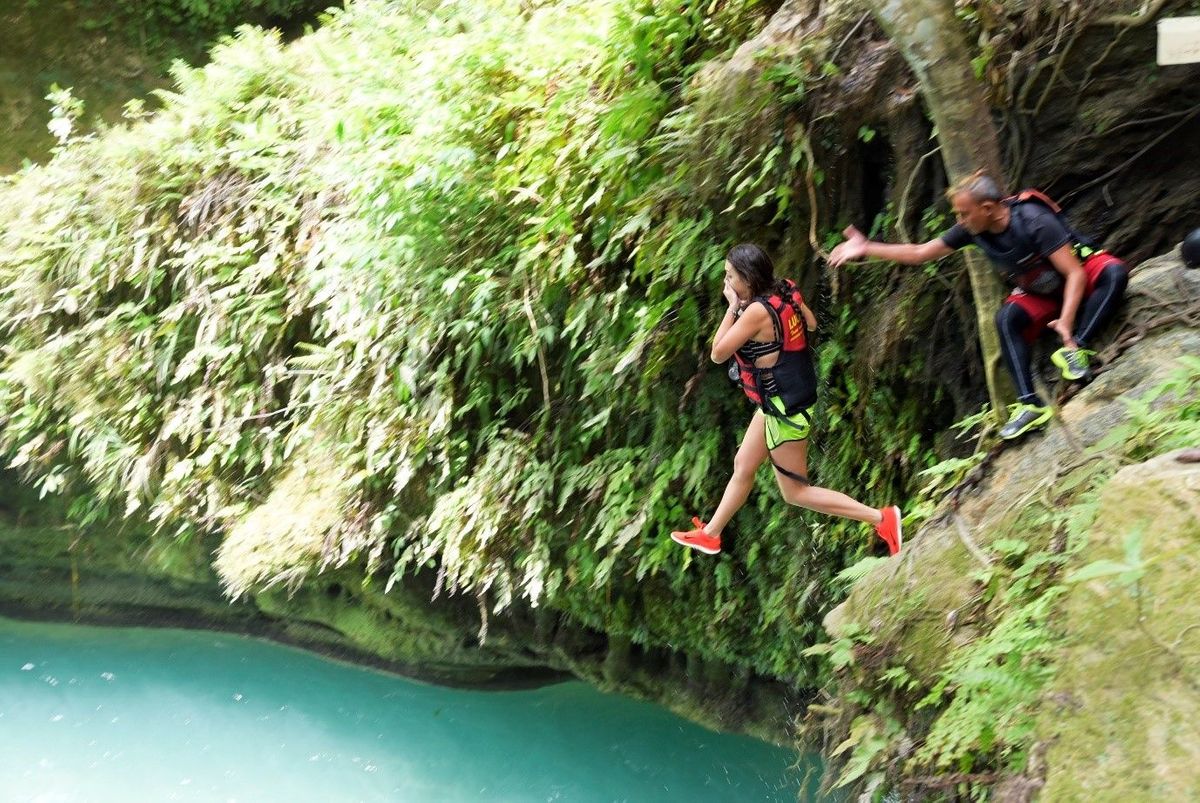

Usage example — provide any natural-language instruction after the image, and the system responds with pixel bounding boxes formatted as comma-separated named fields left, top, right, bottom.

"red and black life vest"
left=732, top=280, right=818, bottom=416
left=987, top=189, right=1102, bottom=293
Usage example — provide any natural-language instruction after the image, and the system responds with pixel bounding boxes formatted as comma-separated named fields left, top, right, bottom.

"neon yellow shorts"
left=763, top=396, right=812, bottom=450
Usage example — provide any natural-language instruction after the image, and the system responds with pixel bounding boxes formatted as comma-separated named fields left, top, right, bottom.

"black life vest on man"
left=732, top=280, right=817, bottom=416
left=983, top=189, right=1102, bottom=294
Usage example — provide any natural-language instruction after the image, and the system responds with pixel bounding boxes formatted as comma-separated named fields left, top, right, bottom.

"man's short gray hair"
left=947, top=171, right=1005, bottom=203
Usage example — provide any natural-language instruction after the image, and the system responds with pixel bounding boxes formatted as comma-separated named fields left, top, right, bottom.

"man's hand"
left=1047, top=245, right=1086, bottom=351
left=828, top=226, right=868, bottom=268
left=1048, top=318, right=1078, bottom=349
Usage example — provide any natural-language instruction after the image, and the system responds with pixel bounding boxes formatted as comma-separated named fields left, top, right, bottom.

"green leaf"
left=834, top=556, right=889, bottom=584
left=1065, top=559, right=1133, bottom=584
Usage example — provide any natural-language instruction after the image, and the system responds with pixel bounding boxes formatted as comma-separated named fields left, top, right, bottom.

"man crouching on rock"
left=829, top=171, right=1129, bottom=441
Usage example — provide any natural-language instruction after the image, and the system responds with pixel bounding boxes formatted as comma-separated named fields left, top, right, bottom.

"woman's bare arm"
left=711, top=303, right=770, bottom=363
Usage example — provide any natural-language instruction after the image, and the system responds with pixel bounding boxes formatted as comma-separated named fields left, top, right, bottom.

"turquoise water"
left=0, top=618, right=814, bottom=801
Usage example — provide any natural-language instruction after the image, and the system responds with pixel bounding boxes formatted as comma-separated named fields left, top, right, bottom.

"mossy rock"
left=1038, top=451, right=1200, bottom=801
left=825, top=253, right=1200, bottom=679
left=820, top=250, right=1200, bottom=792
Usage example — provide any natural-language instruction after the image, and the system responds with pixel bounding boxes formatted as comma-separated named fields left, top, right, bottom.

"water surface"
left=0, top=617, right=814, bottom=801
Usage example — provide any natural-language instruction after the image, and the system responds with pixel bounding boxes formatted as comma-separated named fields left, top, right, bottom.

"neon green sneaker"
left=1000, top=403, right=1053, bottom=440
left=1051, top=347, right=1095, bottom=381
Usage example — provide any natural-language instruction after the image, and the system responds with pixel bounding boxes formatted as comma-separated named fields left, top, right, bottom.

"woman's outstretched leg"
left=770, top=439, right=902, bottom=553
left=705, top=412, right=768, bottom=536
left=670, top=412, right=768, bottom=554
left=769, top=440, right=879, bottom=522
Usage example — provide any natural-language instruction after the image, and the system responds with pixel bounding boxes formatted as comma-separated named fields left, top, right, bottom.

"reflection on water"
left=0, top=617, right=817, bottom=801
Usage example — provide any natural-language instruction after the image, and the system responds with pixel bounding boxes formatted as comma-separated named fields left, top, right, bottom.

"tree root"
left=1097, top=0, right=1172, bottom=27
left=1059, top=104, right=1200, bottom=204
left=953, top=512, right=994, bottom=568
left=897, top=145, right=940, bottom=243
left=676, top=352, right=710, bottom=414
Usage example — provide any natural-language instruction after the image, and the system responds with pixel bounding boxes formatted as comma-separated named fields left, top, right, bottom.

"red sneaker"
left=670, top=517, right=721, bottom=555
left=874, top=506, right=903, bottom=556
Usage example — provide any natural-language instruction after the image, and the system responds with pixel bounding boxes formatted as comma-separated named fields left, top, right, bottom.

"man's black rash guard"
left=940, top=203, right=1073, bottom=295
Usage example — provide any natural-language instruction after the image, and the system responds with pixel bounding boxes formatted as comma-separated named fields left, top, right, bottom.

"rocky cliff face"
left=820, top=249, right=1200, bottom=797
left=1040, top=450, right=1200, bottom=801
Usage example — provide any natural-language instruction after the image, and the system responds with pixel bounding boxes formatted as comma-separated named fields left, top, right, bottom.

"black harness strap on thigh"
left=770, top=459, right=810, bottom=485
left=765, top=406, right=812, bottom=485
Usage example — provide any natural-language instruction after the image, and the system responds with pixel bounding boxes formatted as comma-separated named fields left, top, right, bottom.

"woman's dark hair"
left=726, top=242, right=790, bottom=298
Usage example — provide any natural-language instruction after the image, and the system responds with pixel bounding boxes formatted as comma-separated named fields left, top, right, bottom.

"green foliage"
left=914, top=588, right=1062, bottom=773
left=815, top=353, right=1200, bottom=796
left=833, top=556, right=890, bottom=586
left=0, top=0, right=864, bottom=683
left=970, top=44, right=995, bottom=80
left=830, top=713, right=900, bottom=790
left=1090, top=355, right=1200, bottom=459
left=0, top=0, right=966, bottom=702
left=803, top=622, right=872, bottom=672
left=45, top=85, right=86, bottom=146
left=1066, top=529, right=1149, bottom=589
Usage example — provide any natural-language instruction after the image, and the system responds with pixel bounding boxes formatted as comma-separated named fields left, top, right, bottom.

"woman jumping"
left=669, top=243, right=902, bottom=556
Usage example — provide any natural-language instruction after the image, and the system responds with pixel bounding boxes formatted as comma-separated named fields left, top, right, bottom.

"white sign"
left=1158, top=17, right=1200, bottom=65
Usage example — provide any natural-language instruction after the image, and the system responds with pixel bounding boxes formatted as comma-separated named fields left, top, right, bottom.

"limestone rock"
left=1038, top=451, right=1200, bottom=801
left=824, top=248, right=1200, bottom=792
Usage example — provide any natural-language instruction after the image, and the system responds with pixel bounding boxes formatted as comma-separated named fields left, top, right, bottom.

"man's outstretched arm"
left=829, top=225, right=955, bottom=267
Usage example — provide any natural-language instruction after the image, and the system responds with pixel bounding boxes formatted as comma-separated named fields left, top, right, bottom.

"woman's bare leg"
left=769, top=439, right=882, bottom=524
left=704, top=412, right=769, bottom=536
